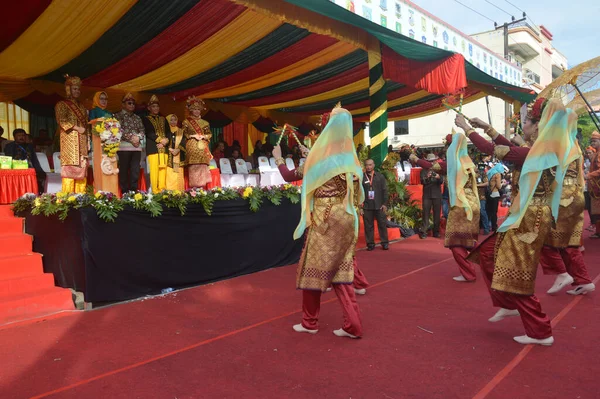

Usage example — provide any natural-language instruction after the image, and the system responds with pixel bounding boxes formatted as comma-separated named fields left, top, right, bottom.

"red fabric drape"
left=84, top=0, right=245, bottom=87
left=382, top=46, right=467, bottom=95
left=223, top=122, right=248, bottom=158
left=184, top=168, right=221, bottom=189
left=0, top=169, right=38, bottom=204
left=172, top=35, right=339, bottom=101
left=0, top=1, right=52, bottom=52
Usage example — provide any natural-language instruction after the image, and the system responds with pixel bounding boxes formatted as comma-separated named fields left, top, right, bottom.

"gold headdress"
left=186, top=96, right=206, bottom=111
left=63, top=74, right=81, bottom=98
left=122, top=92, right=135, bottom=103
left=148, top=94, right=160, bottom=106
left=526, top=97, right=548, bottom=122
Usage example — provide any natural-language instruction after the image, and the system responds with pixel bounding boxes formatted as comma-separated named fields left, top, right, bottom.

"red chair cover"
left=409, top=167, right=422, bottom=185
left=0, top=169, right=38, bottom=204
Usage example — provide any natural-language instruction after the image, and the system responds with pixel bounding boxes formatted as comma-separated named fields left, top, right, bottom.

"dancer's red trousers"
left=539, top=246, right=592, bottom=285
left=353, top=258, right=369, bottom=289
left=301, top=284, right=362, bottom=337
left=477, top=235, right=552, bottom=339
left=451, top=247, right=477, bottom=281
left=539, top=246, right=567, bottom=275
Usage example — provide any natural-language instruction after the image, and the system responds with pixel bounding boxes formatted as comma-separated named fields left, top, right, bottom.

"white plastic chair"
left=235, top=159, right=249, bottom=174
left=245, top=161, right=253, bottom=171
left=209, top=159, right=217, bottom=168
left=285, top=158, right=295, bottom=170
left=36, top=152, right=51, bottom=173
left=257, top=156, right=270, bottom=171
left=299, top=158, right=306, bottom=166
left=219, top=158, right=234, bottom=174
left=269, top=157, right=277, bottom=169
left=53, top=152, right=61, bottom=173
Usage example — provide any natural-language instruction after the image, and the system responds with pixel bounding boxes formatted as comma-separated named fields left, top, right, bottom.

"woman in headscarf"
left=273, top=104, right=365, bottom=339
left=410, top=132, right=480, bottom=282
left=165, top=114, right=186, bottom=191
left=89, top=91, right=112, bottom=120
left=454, top=98, right=577, bottom=346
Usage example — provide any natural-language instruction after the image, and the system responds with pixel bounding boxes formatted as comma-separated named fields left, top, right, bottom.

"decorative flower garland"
left=92, top=117, right=122, bottom=175
left=13, top=185, right=302, bottom=223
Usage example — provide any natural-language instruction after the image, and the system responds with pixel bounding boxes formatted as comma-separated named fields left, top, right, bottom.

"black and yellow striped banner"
left=367, top=38, right=388, bottom=166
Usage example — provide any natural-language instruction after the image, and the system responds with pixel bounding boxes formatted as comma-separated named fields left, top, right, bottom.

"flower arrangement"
left=93, top=118, right=122, bottom=157
left=13, top=185, right=302, bottom=223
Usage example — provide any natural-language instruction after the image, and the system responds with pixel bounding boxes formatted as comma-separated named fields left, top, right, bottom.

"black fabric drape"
left=23, top=200, right=303, bottom=303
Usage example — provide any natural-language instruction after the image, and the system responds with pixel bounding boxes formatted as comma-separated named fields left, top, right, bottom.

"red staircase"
left=0, top=205, right=75, bottom=325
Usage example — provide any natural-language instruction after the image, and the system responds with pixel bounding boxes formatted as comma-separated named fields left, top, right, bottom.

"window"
left=394, top=120, right=408, bottom=135
left=0, top=102, right=29, bottom=140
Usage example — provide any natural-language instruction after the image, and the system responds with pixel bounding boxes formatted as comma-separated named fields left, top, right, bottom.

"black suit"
left=420, top=168, right=443, bottom=236
left=362, top=170, right=389, bottom=246
left=4, top=141, right=46, bottom=194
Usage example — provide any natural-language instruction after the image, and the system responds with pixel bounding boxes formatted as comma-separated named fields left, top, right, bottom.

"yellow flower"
left=163, top=195, right=167, bottom=199
left=111, top=128, right=119, bottom=134
left=68, top=196, right=76, bottom=202
left=95, top=192, right=102, bottom=198
left=56, top=191, right=67, bottom=199
left=56, top=199, right=62, bottom=204
left=242, top=187, right=253, bottom=198
left=174, top=190, right=181, bottom=196
left=134, top=193, right=143, bottom=201
left=95, top=125, right=103, bottom=133
left=34, top=198, right=41, bottom=207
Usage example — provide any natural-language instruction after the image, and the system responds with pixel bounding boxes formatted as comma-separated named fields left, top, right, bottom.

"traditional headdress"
left=591, top=131, right=600, bottom=140
left=444, top=134, right=453, bottom=145
left=294, top=104, right=364, bottom=240
left=586, top=146, right=596, bottom=153
left=186, top=96, right=206, bottom=111
left=318, top=102, right=341, bottom=130
left=63, top=74, right=81, bottom=98
left=92, top=91, right=108, bottom=110
left=122, top=92, right=135, bottom=103
left=526, top=97, right=548, bottom=122
left=148, top=94, right=160, bottom=106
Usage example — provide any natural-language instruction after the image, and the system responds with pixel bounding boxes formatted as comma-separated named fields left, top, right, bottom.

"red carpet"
left=0, top=223, right=598, bottom=399
left=0, top=205, right=74, bottom=325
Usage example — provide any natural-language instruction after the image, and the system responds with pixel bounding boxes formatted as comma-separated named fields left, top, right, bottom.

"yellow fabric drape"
left=353, top=129, right=365, bottom=148
left=231, top=0, right=368, bottom=49
left=113, top=10, right=281, bottom=91
left=199, top=41, right=356, bottom=99
left=350, top=90, right=430, bottom=115
left=247, top=123, right=266, bottom=156
left=0, top=0, right=136, bottom=79
left=255, top=78, right=369, bottom=110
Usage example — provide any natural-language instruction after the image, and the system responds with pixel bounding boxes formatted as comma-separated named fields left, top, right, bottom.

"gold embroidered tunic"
left=490, top=169, right=555, bottom=295
left=295, top=165, right=359, bottom=291
left=445, top=174, right=480, bottom=249
left=183, top=118, right=212, bottom=165
left=545, top=158, right=584, bottom=248
left=55, top=99, right=88, bottom=167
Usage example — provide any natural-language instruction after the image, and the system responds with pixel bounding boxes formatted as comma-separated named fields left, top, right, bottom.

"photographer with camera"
left=419, top=153, right=444, bottom=239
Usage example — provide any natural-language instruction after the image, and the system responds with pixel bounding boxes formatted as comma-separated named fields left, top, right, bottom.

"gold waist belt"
left=563, top=177, right=578, bottom=186
left=315, top=195, right=345, bottom=204
left=529, top=196, right=549, bottom=206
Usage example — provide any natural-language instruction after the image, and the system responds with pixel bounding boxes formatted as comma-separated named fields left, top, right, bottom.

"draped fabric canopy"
left=0, top=0, right=534, bottom=124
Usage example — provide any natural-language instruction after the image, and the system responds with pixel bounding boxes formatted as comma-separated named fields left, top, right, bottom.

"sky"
left=411, top=0, right=600, bottom=66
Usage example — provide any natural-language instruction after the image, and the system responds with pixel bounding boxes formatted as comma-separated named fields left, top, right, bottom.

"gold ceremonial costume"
left=445, top=176, right=480, bottom=249
left=183, top=118, right=212, bottom=165
left=55, top=100, right=88, bottom=167
left=295, top=165, right=359, bottom=291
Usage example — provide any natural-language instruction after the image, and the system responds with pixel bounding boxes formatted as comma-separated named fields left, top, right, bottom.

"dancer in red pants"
left=411, top=133, right=480, bottom=282
left=455, top=97, right=577, bottom=345
left=274, top=104, right=365, bottom=338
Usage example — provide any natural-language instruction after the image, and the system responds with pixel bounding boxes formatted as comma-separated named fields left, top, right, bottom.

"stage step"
left=0, top=253, right=44, bottom=280
left=0, top=273, right=56, bottom=298
left=0, top=234, right=33, bottom=256
left=0, top=287, right=74, bottom=325
left=0, top=205, right=13, bottom=218
left=0, top=217, right=24, bottom=236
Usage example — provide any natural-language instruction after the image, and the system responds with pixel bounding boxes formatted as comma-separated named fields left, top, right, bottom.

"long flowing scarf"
left=486, top=163, right=504, bottom=181
left=447, top=132, right=477, bottom=221
left=499, top=99, right=578, bottom=232
left=294, top=107, right=364, bottom=240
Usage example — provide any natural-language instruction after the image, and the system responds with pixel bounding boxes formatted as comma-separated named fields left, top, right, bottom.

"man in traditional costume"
left=587, top=131, right=600, bottom=239
left=274, top=105, right=364, bottom=338
left=114, top=93, right=145, bottom=193
left=165, top=114, right=186, bottom=191
left=143, top=95, right=169, bottom=192
left=55, top=75, right=89, bottom=193
left=183, top=96, right=212, bottom=188
left=411, top=133, right=480, bottom=282
left=455, top=97, right=576, bottom=345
